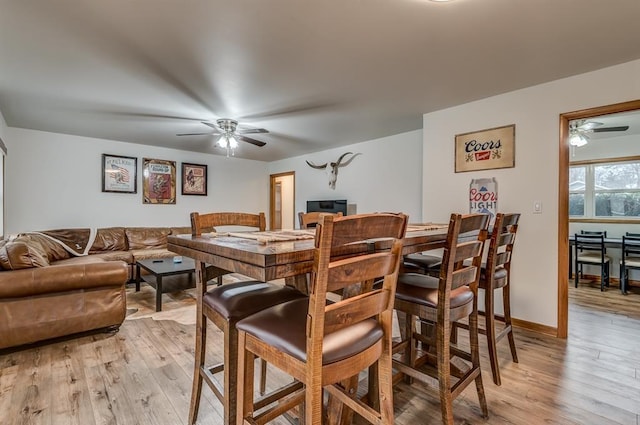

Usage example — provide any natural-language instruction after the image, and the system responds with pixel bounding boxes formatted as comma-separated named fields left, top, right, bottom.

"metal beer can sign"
left=469, top=178, right=497, bottom=221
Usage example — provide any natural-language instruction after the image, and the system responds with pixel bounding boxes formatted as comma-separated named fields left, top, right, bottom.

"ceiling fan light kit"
left=217, top=134, right=240, bottom=157
left=568, top=118, right=629, bottom=147
left=569, top=133, right=588, bottom=147
left=176, top=118, right=268, bottom=157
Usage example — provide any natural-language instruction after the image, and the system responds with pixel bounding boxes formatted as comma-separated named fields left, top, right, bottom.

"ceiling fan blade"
left=237, top=135, right=267, bottom=147
left=592, top=126, right=630, bottom=132
left=95, top=111, right=209, bottom=121
left=237, top=128, right=269, bottom=134
left=176, top=132, right=219, bottom=136
left=240, top=100, right=343, bottom=120
left=201, top=121, right=220, bottom=130
left=577, top=121, right=602, bottom=130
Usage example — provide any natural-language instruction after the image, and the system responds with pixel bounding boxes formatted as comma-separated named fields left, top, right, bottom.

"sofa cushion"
left=27, top=229, right=93, bottom=257
left=52, top=256, right=107, bottom=266
left=0, top=238, right=50, bottom=270
left=85, top=250, right=134, bottom=264
left=19, top=233, right=71, bottom=262
left=130, top=248, right=173, bottom=261
left=125, top=227, right=170, bottom=250
left=90, top=227, right=128, bottom=252
left=170, top=226, right=192, bottom=236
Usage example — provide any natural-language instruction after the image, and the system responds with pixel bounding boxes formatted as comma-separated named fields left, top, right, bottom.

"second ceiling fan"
left=177, top=118, right=268, bottom=156
left=569, top=119, right=629, bottom=147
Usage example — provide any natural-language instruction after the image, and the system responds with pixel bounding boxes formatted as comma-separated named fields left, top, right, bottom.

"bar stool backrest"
left=298, top=211, right=343, bottom=229
left=485, top=213, right=520, bottom=279
left=191, top=212, right=266, bottom=236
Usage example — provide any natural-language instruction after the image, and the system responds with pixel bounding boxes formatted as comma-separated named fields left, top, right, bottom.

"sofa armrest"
left=0, top=260, right=128, bottom=298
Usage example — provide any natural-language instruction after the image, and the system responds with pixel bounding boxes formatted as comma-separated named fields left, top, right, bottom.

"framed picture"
left=455, top=124, right=515, bottom=173
left=142, top=158, right=176, bottom=204
left=182, top=162, right=208, bottom=196
left=102, top=154, right=137, bottom=193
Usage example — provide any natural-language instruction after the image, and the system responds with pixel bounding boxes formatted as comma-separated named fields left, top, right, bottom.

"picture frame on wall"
left=181, top=162, right=207, bottom=196
left=142, top=158, right=176, bottom=204
left=455, top=124, right=515, bottom=173
left=102, top=154, right=137, bottom=193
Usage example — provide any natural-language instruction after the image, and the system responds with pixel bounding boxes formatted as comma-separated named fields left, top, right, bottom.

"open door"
left=269, top=172, right=295, bottom=230
left=558, top=99, right=640, bottom=338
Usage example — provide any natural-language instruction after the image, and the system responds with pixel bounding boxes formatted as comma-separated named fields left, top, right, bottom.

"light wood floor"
left=1, top=282, right=640, bottom=425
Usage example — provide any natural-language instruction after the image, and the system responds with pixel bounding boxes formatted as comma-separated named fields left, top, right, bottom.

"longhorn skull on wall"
left=306, top=152, right=361, bottom=190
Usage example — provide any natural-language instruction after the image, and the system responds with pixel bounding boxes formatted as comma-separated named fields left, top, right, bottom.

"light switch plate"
left=533, top=201, right=542, bottom=214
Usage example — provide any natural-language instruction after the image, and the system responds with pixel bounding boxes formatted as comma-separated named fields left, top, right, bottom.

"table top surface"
left=168, top=226, right=449, bottom=266
left=136, top=257, right=195, bottom=275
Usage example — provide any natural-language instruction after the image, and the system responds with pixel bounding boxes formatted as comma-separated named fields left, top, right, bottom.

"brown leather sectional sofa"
left=0, top=226, right=191, bottom=350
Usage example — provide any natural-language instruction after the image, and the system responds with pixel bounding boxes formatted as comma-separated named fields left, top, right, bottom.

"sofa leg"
left=105, top=325, right=121, bottom=335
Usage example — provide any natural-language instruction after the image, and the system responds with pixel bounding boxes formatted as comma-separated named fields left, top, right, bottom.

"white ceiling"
left=1, top=0, right=640, bottom=161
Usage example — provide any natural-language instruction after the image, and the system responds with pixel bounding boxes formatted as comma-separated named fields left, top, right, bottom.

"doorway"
left=269, top=171, right=295, bottom=230
left=557, top=99, right=640, bottom=338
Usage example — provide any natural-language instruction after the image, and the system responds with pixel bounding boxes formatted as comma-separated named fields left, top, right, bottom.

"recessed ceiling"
left=1, top=0, right=640, bottom=161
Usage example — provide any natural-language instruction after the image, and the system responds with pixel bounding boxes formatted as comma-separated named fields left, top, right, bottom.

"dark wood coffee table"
left=135, top=257, right=196, bottom=311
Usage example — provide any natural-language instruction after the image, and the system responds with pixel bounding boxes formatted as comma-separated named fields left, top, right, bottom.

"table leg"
left=285, top=274, right=309, bottom=294
left=156, top=276, right=163, bottom=312
left=135, top=263, right=141, bottom=291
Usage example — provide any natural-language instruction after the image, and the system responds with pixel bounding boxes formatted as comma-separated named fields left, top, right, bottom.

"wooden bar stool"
left=236, top=213, right=408, bottom=425
left=481, top=213, right=520, bottom=386
left=402, top=252, right=442, bottom=277
left=392, top=213, right=490, bottom=425
left=298, top=211, right=342, bottom=228
left=188, top=211, right=306, bottom=425
left=456, top=213, right=520, bottom=386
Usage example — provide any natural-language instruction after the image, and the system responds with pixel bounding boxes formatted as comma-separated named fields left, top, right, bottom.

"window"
left=569, top=166, right=586, bottom=216
left=570, top=159, right=640, bottom=219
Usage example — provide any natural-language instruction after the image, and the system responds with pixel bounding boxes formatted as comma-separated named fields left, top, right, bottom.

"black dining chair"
left=574, top=232, right=610, bottom=291
left=620, top=232, right=640, bottom=294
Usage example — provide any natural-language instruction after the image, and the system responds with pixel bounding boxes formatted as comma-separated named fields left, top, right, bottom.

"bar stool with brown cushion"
left=457, top=213, right=520, bottom=386
left=402, top=252, right=442, bottom=276
left=481, top=213, right=519, bottom=386
left=392, top=213, right=490, bottom=425
left=188, top=211, right=307, bottom=425
left=236, top=213, right=408, bottom=425
left=191, top=211, right=267, bottom=285
left=298, top=211, right=343, bottom=229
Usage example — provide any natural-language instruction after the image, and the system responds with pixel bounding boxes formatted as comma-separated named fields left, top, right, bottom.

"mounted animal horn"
left=306, top=152, right=361, bottom=190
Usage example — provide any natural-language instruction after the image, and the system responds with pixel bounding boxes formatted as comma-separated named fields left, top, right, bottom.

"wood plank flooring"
left=1, top=281, right=640, bottom=424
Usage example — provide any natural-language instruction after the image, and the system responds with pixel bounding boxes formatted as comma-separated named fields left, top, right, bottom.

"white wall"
left=0, top=111, right=6, bottom=142
left=4, top=127, right=269, bottom=234
left=571, top=133, right=640, bottom=162
left=422, top=59, right=640, bottom=329
left=269, top=130, right=423, bottom=223
left=0, top=111, right=6, bottom=238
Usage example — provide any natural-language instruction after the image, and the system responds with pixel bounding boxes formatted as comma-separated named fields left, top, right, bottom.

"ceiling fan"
left=569, top=119, right=629, bottom=147
left=177, top=118, right=268, bottom=156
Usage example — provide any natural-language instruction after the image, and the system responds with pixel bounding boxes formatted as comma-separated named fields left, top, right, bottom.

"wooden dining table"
left=167, top=224, right=449, bottom=424
left=167, top=225, right=449, bottom=290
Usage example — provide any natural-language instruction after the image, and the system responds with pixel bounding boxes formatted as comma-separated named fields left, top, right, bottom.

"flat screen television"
left=306, top=199, right=348, bottom=215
